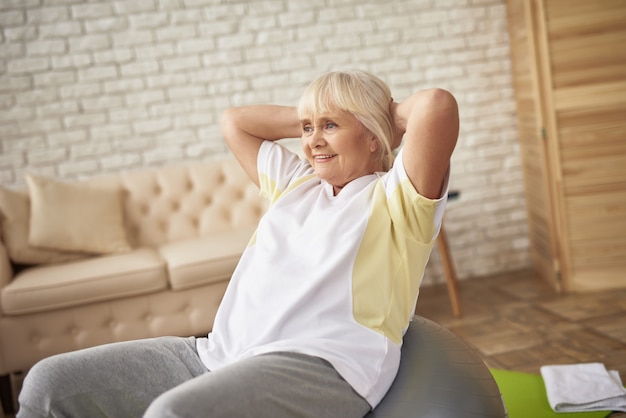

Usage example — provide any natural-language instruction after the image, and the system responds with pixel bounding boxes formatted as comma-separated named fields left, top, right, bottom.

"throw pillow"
left=26, top=174, right=132, bottom=255
left=0, top=186, right=85, bottom=264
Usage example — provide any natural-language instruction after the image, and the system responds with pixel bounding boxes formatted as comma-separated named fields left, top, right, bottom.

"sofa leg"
left=0, top=373, right=14, bottom=415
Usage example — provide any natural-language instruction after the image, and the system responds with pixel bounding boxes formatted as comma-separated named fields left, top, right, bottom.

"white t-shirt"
left=197, top=141, right=448, bottom=407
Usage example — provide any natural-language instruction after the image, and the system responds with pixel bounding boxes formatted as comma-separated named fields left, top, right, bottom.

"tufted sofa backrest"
left=88, top=159, right=267, bottom=248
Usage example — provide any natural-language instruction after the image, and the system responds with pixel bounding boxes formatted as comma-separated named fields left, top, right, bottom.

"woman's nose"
left=308, top=129, right=325, bottom=148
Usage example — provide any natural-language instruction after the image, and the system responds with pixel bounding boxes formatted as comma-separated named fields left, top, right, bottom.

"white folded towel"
left=540, top=363, right=626, bottom=413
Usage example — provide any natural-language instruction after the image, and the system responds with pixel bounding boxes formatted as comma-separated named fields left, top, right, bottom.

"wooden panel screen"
left=506, top=0, right=560, bottom=289
left=506, top=0, right=626, bottom=292
left=544, top=0, right=626, bottom=291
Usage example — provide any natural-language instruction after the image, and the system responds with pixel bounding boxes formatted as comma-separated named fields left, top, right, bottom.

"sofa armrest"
left=0, top=239, right=13, bottom=290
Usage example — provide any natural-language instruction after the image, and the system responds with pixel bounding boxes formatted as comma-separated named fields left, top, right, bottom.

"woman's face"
left=300, top=109, right=381, bottom=195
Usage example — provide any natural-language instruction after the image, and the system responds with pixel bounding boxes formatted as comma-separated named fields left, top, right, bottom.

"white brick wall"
left=0, top=0, right=530, bottom=285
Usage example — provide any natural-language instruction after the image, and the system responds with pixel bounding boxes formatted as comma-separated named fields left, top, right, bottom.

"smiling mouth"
left=314, top=154, right=337, bottom=162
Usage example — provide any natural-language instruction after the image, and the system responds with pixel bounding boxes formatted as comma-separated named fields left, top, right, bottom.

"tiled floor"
left=415, top=268, right=626, bottom=417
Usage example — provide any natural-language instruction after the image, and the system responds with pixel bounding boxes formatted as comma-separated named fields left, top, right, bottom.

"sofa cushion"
left=0, top=186, right=86, bottom=265
left=159, top=228, right=255, bottom=291
left=87, top=160, right=267, bottom=248
left=1, top=248, right=167, bottom=315
left=26, top=174, right=131, bottom=255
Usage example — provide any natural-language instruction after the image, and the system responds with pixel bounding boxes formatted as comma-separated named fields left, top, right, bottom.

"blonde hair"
left=297, top=70, right=394, bottom=171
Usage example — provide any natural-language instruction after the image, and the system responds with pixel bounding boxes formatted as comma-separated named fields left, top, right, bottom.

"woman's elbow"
left=419, top=88, right=458, bottom=115
left=220, top=107, right=243, bottom=146
left=220, top=107, right=237, bottom=134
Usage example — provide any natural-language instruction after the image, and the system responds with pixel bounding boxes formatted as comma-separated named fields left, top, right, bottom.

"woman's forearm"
left=222, top=105, right=301, bottom=142
left=221, top=105, right=302, bottom=186
left=390, top=91, right=426, bottom=136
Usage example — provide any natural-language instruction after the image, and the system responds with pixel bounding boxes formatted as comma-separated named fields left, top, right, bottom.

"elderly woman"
left=17, top=70, right=458, bottom=418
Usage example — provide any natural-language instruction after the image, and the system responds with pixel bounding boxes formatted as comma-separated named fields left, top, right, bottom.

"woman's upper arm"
left=401, top=88, right=459, bottom=200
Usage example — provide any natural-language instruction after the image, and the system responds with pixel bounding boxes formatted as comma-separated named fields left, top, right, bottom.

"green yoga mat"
left=490, top=369, right=611, bottom=418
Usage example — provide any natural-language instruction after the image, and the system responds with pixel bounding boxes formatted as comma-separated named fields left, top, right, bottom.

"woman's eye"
left=303, top=125, right=313, bottom=133
left=325, top=122, right=336, bottom=129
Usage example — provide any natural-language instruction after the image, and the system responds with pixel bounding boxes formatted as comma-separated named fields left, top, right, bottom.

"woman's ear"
left=369, top=136, right=380, bottom=153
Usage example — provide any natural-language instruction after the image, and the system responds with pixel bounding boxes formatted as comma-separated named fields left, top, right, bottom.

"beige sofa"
left=0, top=158, right=266, bottom=413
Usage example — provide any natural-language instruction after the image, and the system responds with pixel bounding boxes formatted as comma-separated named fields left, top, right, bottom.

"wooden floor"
left=416, top=268, right=626, bottom=417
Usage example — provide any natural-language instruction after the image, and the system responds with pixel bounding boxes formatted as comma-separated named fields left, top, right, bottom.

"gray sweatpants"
left=17, top=337, right=370, bottom=418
